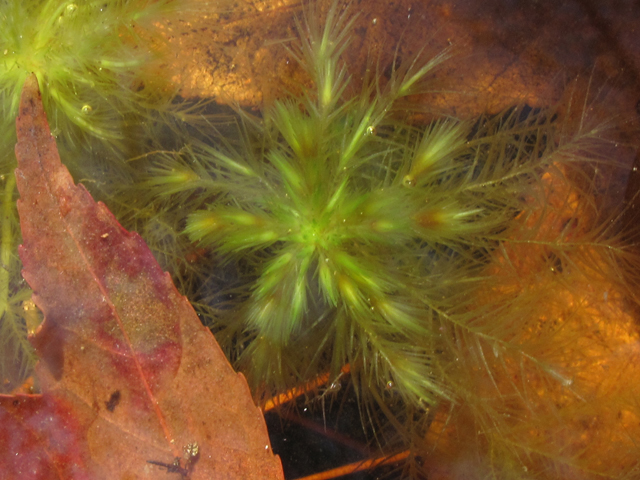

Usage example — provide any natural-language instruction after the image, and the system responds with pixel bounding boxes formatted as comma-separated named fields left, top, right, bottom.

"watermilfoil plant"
left=0, top=130, right=37, bottom=392
left=127, top=0, right=638, bottom=417
left=0, top=0, right=193, bottom=142
left=13, top=0, right=635, bottom=476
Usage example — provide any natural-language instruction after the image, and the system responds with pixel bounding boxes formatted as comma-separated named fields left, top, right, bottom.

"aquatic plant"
left=0, top=129, right=38, bottom=393
left=0, top=0, right=191, bottom=143
left=125, top=0, right=635, bottom=417
left=5, top=0, right=635, bottom=475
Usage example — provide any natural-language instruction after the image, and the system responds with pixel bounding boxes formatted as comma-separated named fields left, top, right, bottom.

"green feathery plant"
left=0, top=0, right=192, bottom=142
left=129, top=1, right=613, bottom=407
left=83, top=1, right=640, bottom=476
left=0, top=128, right=38, bottom=392
left=1, top=0, right=633, bottom=475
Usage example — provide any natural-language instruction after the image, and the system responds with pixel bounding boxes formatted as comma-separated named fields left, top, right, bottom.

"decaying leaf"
left=0, top=74, right=284, bottom=480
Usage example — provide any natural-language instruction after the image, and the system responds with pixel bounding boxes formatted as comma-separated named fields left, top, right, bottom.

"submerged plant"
left=0, top=129, right=38, bottom=393
left=45, top=0, right=640, bottom=476
left=130, top=0, right=630, bottom=409
left=0, top=0, right=192, bottom=143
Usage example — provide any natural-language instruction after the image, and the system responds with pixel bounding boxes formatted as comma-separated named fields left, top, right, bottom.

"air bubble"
left=403, top=175, right=415, bottom=187
left=81, top=104, right=93, bottom=115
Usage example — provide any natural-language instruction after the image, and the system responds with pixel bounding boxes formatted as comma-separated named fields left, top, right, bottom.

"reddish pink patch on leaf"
left=0, top=74, right=283, bottom=480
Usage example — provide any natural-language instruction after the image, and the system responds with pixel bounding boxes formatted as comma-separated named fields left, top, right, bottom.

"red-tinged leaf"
left=0, top=74, right=284, bottom=480
left=0, top=394, right=96, bottom=479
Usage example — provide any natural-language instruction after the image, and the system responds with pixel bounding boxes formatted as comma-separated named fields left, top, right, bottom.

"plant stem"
left=0, top=174, right=15, bottom=322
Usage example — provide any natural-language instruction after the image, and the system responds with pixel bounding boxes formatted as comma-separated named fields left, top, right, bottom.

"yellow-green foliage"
left=3, top=1, right=637, bottom=477
left=0, top=129, right=38, bottom=393
left=0, top=0, right=183, bottom=142
left=127, top=1, right=632, bottom=417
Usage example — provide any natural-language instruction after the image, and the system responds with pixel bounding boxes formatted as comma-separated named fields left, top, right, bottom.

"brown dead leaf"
left=0, top=74, right=284, bottom=480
